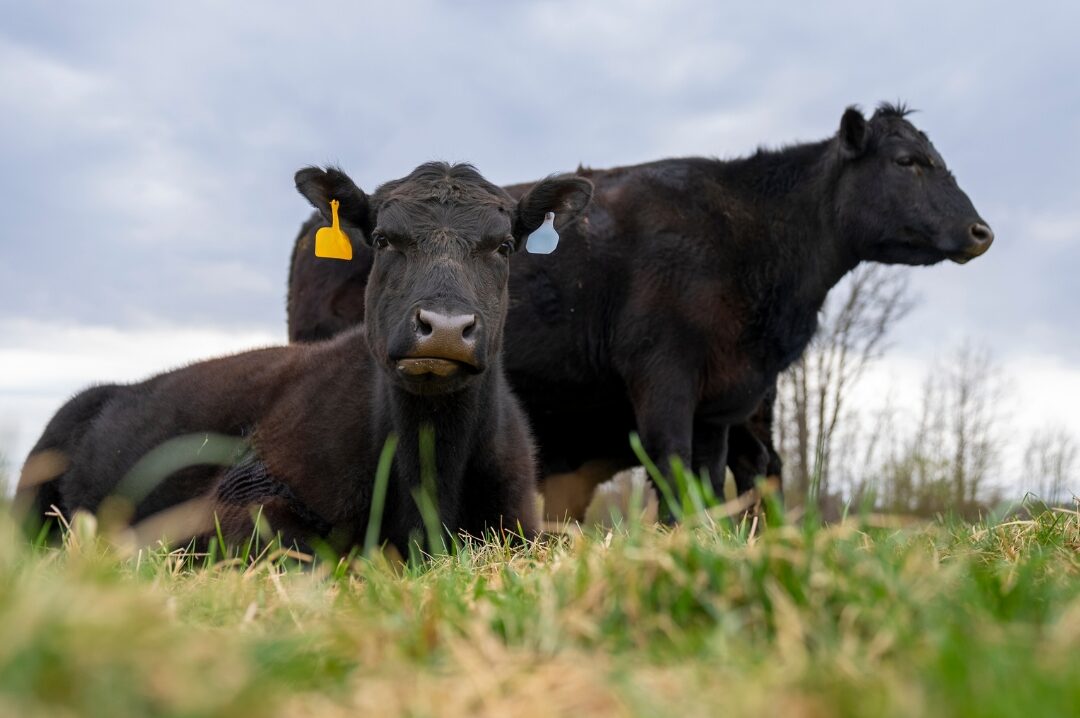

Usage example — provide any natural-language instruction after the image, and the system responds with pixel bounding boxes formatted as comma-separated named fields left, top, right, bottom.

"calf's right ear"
left=294, top=166, right=374, bottom=236
left=513, top=174, right=594, bottom=242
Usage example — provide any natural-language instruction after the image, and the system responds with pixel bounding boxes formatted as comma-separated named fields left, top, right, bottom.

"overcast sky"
left=1, top=1, right=1078, bottom=486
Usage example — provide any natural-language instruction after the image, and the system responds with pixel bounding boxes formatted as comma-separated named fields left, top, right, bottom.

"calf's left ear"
left=513, top=174, right=594, bottom=242
left=839, top=106, right=869, bottom=159
left=294, top=166, right=374, bottom=236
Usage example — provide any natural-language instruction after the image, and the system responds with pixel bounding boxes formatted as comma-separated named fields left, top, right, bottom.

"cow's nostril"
left=416, top=309, right=433, bottom=337
left=416, top=308, right=476, bottom=342
left=461, top=315, right=477, bottom=340
left=969, top=222, right=994, bottom=244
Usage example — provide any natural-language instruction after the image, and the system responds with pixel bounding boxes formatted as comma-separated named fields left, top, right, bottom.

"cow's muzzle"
left=950, top=221, right=994, bottom=263
left=396, top=308, right=481, bottom=378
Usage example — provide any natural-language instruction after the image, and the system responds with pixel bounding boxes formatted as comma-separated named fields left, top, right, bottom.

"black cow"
left=505, top=103, right=991, bottom=498
left=286, top=104, right=990, bottom=506
left=507, top=103, right=991, bottom=498
left=16, top=162, right=593, bottom=551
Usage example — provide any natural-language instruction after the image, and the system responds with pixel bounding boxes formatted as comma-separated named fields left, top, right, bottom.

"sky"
left=1, top=1, right=1078, bottom=490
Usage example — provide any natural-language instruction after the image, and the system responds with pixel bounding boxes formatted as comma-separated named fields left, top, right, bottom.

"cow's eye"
left=497, top=240, right=514, bottom=257
left=895, top=155, right=915, bottom=168
left=372, top=234, right=390, bottom=250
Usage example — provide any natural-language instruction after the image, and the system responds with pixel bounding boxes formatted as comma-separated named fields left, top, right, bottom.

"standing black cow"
left=16, top=162, right=592, bottom=550
left=287, top=103, right=992, bottom=502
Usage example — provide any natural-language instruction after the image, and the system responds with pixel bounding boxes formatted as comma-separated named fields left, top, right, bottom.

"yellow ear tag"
left=314, top=199, right=353, bottom=260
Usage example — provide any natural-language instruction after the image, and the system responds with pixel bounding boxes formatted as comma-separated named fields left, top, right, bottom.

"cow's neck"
left=718, top=139, right=860, bottom=375
left=382, top=370, right=492, bottom=516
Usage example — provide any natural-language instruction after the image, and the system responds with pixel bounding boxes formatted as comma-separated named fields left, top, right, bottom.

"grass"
left=0, top=500, right=1078, bottom=718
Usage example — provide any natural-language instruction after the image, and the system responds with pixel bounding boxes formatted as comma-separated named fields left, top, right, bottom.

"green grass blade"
left=363, top=433, right=399, bottom=557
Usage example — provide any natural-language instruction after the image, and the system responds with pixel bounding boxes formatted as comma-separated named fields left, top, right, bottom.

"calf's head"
left=834, top=103, right=993, bottom=266
left=296, top=163, right=591, bottom=394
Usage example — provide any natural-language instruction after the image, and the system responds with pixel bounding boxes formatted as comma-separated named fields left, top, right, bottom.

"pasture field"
left=0, top=501, right=1078, bottom=718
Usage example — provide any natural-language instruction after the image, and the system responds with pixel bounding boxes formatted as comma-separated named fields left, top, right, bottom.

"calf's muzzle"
left=397, top=308, right=481, bottom=378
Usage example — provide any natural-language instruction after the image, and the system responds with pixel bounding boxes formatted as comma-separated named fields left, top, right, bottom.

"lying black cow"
left=286, top=103, right=991, bottom=504
left=16, top=162, right=592, bottom=550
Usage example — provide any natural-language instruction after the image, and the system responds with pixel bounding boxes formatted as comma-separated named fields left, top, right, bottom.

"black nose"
left=411, top=308, right=478, bottom=365
left=969, top=222, right=994, bottom=246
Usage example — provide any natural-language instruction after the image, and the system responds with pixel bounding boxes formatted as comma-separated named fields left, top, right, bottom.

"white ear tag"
left=526, top=212, right=559, bottom=254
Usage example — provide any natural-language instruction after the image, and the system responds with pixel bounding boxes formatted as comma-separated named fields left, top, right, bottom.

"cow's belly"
left=696, top=372, right=774, bottom=426
left=506, top=367, right=635, bottom=474
left=528, top=400, right=639, bottom=475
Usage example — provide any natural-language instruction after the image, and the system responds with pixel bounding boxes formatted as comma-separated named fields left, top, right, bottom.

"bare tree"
left=1023, top=426, right=1079, bottom=505
left=0, top=452, right=9, bottom=498
left=852, top=375, right=944, bottom=516
left=942, top=343, right=1005, bottom=509
left=777, top=264, right=915, bottom=504
left=850, top=342, right=1007, bottom=518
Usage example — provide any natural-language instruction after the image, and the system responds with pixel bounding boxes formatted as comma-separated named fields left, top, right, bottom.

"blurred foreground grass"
left=0, top=503, right=1078, bottom=718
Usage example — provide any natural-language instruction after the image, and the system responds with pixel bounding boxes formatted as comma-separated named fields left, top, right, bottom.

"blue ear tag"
left=526, top=212, right=559, bottom=254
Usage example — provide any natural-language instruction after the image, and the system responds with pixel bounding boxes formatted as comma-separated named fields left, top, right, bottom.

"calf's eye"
left=373, top=235, right=390, bottom=250
left=895, top=156, right=915, bottom=168
left=497, top=240, right=514, bottom=257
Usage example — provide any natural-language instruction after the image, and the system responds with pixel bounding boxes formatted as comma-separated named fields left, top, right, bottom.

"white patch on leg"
left=583, top=466, right=658, bottom=528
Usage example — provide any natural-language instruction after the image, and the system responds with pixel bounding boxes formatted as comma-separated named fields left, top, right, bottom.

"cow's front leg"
left=628, top=373, right=697, bottom=514
left=459, top=426, right=541, bottom=542
left=459, top=464, right=540, bottom=543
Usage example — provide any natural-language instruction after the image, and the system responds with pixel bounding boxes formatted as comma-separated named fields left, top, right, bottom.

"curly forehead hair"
left=874, top=101, right=915, bottom=119
left=374, top=162, right=512, bottom=208
left=370, top=162, right=517, bottom=240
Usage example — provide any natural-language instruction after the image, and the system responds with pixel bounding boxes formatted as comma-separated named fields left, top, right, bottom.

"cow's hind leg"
left=726, top=423, right=769, bottom=496
left=15, top=384, right=121, bottom=540
left=692, top=419, right=731, bottom=500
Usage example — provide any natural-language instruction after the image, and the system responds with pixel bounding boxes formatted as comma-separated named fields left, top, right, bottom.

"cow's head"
left=296, top=163, right=591, bottom=395
left=834, top=103, right=993, bottom=266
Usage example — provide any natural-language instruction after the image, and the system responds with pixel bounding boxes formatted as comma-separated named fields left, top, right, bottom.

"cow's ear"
left=295, top=166, right=373, bottom=236
left=513, top=174, right=593, bottom=242
left=839, top=106, right=869, bottom=158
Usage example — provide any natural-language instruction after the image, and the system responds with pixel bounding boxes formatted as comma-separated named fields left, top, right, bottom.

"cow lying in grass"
left=16, top=162, right=592, bottom=551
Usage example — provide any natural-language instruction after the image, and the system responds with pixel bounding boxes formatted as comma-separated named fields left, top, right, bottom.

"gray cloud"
left=1, top=1, right=1078, bottom=365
